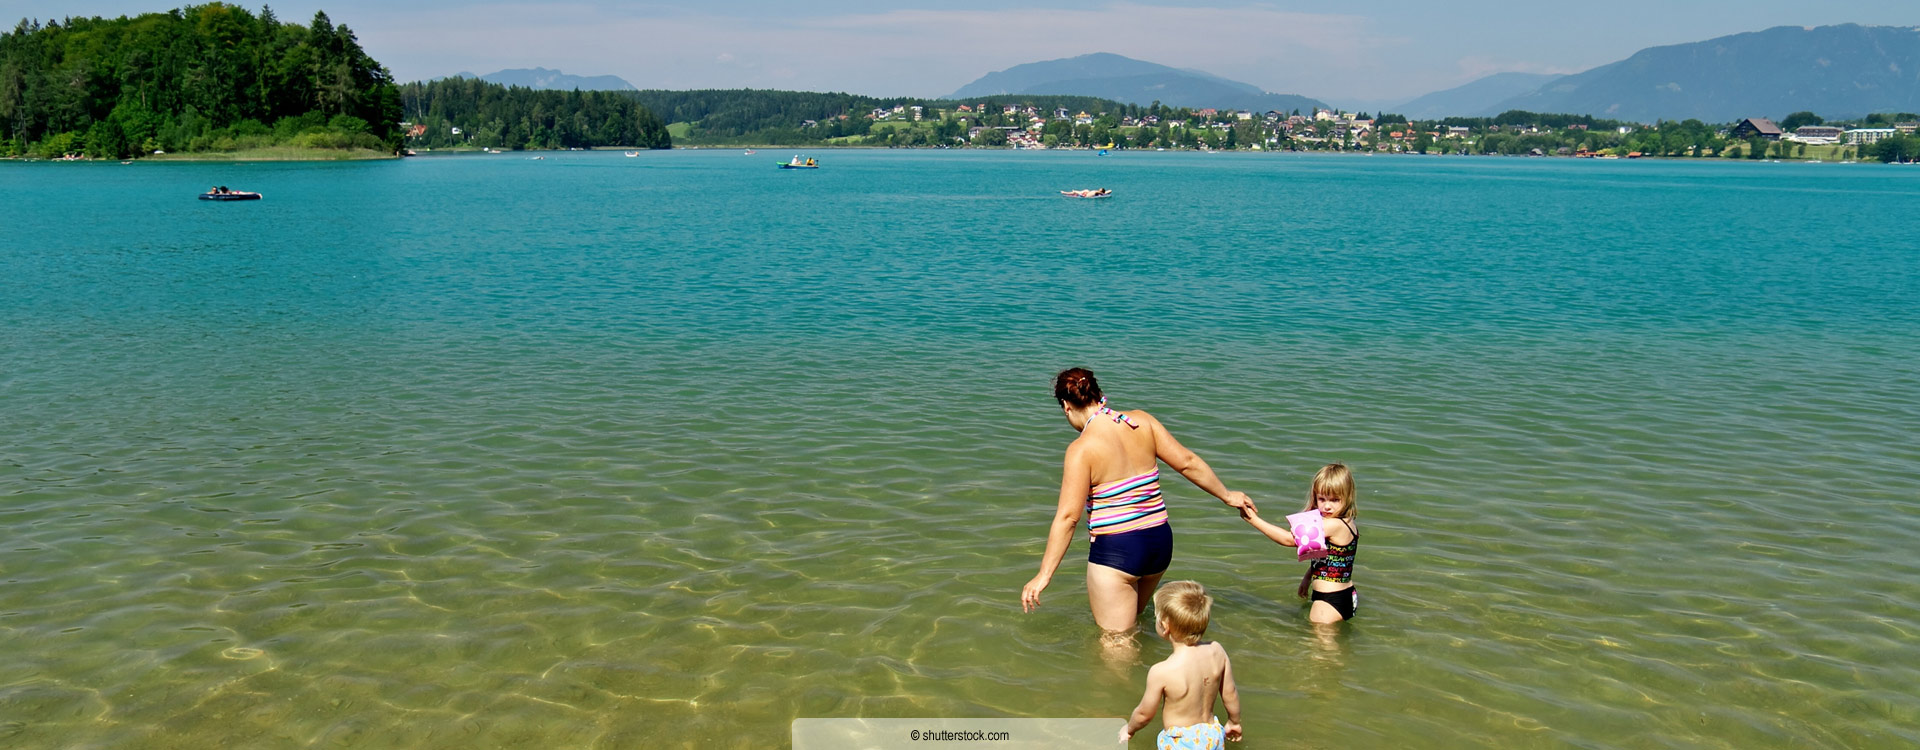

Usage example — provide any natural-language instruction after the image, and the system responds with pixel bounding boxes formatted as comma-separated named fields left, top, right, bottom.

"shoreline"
left=9, top=146, right=1893, bottom=165
left=661, top=145, right=1889, bottom=163
left=144, top=147, right=397, bottom=162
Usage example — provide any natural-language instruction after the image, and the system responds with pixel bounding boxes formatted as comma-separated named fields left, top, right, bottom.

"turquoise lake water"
left=2, top=150, right=1917, bottom=749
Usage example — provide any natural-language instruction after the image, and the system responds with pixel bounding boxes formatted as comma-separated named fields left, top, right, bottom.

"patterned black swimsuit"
left=1308, top=518, right=1357, bottom=620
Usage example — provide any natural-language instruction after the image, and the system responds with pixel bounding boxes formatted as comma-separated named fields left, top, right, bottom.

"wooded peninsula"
left=0, top=4, right=672, bottom=159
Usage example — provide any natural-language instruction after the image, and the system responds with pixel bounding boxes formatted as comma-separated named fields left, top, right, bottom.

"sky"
left=9, top=1, right=1916, bottom=105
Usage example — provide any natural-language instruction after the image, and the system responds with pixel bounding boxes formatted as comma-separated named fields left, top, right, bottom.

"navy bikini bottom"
left=1088, top=523, right=1172, bottom=577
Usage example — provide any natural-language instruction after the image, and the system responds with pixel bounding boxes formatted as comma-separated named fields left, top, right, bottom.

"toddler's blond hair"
left=1154, top=580, right=1212, bottom=645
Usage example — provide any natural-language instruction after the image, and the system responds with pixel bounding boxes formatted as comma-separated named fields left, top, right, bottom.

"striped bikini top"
left=1083, top=400, right=1168, bottom=536
left=1087, top=469, right=1169, bottom=536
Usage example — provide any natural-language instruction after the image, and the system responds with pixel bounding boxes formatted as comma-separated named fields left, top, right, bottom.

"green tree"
left=1779, top=111, right=1822, bottom=131
left=33, top=130, right=79, bottom=158
left=83, top=118, right=127, bottom=158
left=1869, top=134, right=1917, bottom=163
left=973, top=127, right=1007, bottom=147
left=2, top=6, right=408, bottom=155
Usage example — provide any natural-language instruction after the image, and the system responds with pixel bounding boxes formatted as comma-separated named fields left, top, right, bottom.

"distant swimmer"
left=1021, top=368, right=1255, bottom=653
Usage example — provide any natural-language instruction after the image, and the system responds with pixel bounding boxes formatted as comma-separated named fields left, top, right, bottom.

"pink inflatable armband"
left=1287, top=509, right=1328, bottom=562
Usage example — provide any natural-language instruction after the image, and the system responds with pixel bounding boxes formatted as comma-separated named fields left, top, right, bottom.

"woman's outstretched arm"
left=1137, top=412, right=1255, bottom=514
left=1022, top=444, right=1090, bottom=612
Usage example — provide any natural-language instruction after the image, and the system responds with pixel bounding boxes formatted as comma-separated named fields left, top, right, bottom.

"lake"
left=2, top=150, right=1916, bottom=748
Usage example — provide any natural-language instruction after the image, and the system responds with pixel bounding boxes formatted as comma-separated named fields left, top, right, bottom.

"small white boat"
left=624, top=151, right=640, bottom=157
left=744, top=149, right=757, bottom=155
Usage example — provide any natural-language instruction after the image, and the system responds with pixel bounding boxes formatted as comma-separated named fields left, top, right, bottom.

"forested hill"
left=400, top=77, right=670, bottom=150
left=0, top=5, right=401, bottom=158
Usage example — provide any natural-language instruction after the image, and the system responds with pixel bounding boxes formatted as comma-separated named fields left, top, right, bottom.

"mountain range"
left=1388, top=72, right=1564, bottom=120
left=450, top=25, right=1920, bottom=123
left=946, top=25, right=1920, bottom=123
left=1461, top=24, right=1920, bottom=121
left=946, top=53, right=1325, bottom=113
left=453, top=67, right=637, bottom=91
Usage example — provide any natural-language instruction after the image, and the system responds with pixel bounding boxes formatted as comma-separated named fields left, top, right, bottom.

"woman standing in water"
left=1021, top=368, right=1255, bottom=647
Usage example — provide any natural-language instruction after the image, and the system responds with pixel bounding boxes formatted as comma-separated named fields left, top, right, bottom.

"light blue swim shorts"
left=1156, top=718, right=1224, bottom=750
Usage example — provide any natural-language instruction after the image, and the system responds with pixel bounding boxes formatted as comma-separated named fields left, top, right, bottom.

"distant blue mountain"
left=1484, top=24, right=1920, bottom=121
left=947, top=53, right=1326, bottom=113
left=454, top=67, right=636, bottom=91
left=1390, top=72, right=1564, bottom=120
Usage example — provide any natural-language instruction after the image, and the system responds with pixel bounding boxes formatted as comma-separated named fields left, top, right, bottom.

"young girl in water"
left=1240, top=464, right=1359, bottom=623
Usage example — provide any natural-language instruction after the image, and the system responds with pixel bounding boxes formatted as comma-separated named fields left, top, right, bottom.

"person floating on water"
left=1021, top=368, right=1254, bottom=652
left=1240, top=463, right=1360, bottom=623
left=1119, top=581, right=1244, bottom=748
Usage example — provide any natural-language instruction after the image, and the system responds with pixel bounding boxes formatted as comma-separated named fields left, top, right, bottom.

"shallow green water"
left=2, top=151, right=1917, bottom=749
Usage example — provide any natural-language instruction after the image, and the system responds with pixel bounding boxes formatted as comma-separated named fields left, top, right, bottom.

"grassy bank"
left=144, top=146, right=396, bottom=162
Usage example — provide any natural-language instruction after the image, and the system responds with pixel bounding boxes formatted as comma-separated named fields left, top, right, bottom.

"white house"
left=1785, top=126, right=1844, bottom=145
left=1845, top=128, right=1897, bottom=145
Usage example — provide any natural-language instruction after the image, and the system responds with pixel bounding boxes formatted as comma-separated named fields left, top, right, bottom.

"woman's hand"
left=1021, top=574, right=1051, bottom=612
left=1221, top=490, right=1256, bottom=514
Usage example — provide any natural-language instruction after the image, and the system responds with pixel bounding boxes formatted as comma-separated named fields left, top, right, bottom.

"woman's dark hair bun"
left=1052, top=368, right=1103, bottom=408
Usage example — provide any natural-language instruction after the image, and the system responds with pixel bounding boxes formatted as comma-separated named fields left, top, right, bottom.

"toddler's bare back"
left=1156, top=641, right=1228, bottom=728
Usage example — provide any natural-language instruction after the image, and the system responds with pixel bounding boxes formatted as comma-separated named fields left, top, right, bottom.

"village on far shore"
left=831, top=101, right=1920, bottom=162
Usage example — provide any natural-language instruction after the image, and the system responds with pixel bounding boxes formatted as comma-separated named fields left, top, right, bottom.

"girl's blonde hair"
left=1297, top=464, right=1356, bottom=599
left=1303, top=463, right=1356, bottom=520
